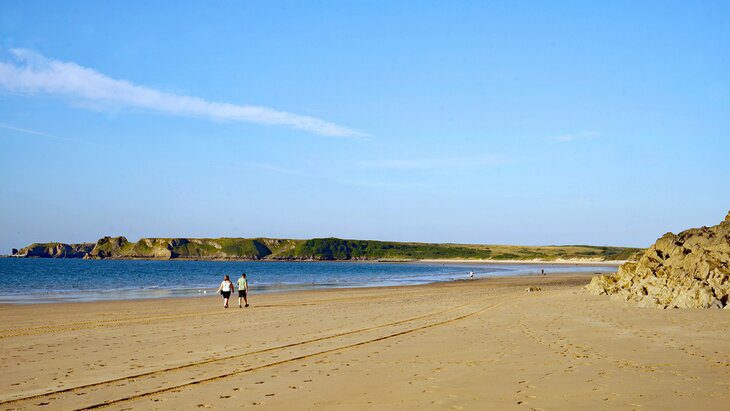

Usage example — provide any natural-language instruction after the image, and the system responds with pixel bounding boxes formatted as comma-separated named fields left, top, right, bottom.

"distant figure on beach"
left=469, top=271, right=474, bottom=279
left=541, top=268, right=545, bottom=276
left=237, top=273, right=249, bottom=308
left=217, top=275, right=234, bottom=308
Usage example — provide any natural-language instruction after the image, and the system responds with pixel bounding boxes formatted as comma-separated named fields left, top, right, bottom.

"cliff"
left=12, top=236, right=642, bottom=262
left=84, top=237, right=295, bottom=260
left=587, top=212, right=730, bottom=309
left=12, top=242, right=95, bottom=258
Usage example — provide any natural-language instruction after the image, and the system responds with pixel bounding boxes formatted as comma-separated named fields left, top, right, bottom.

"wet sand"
left=1, top=273, right=728, bottom=410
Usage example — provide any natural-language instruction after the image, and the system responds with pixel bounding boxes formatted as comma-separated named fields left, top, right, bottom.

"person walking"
left=237, top=273, right=249, bottom=308
left=217, top=275, right=234, bottom=308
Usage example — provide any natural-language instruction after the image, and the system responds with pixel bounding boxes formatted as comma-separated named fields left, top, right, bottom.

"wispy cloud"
left=0, top=122, right=107, bottom=147
left=0, top=122, right=55, bottom=138
left=0, top=49, right=365, bottom=138
left=357, top=155, right=509, bottom=170
left=546, top=130, right=599, bottom=143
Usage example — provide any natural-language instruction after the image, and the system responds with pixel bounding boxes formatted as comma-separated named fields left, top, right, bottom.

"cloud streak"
left=0, top=49, right=364, bottom=138
left=0, top=122, right=107, bottom=147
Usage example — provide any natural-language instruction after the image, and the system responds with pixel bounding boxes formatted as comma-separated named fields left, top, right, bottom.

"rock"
left=525, top=286, right=542, bottom=292
left=588, top=211, right=730, bottom=309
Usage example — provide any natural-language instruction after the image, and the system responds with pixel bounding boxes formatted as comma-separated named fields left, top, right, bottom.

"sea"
left=0, top=258, right=616, bottom=304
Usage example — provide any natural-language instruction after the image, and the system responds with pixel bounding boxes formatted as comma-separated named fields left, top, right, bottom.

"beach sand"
left=1, top=273, right=729, bottom=410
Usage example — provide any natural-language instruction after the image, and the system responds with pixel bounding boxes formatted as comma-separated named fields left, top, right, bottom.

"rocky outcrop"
left=12, top=237, right=278, bottom=260
left=13, top=242, right=94, bottom=258
left=83, top=237, right=274, bottom=260
left=587, top=211, right=730, bottom=309
left=87, top=236, right=131, bottom=259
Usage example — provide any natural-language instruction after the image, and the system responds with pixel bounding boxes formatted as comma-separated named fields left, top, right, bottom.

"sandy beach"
left=1, top=272, right=729, bottom=410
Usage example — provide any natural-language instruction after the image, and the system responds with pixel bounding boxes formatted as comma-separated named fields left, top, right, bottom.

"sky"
left=0, top=1, right=729, bottom=252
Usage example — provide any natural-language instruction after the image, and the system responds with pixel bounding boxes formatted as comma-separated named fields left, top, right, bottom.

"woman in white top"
left=217, top=275, right=235, bottom=308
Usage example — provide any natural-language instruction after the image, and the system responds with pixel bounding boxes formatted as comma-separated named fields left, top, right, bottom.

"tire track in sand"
left=0, top=302, right=480, bottom=408
left=75, top=300, right=505, bottom=411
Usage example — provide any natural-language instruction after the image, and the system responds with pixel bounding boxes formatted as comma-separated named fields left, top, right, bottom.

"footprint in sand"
left=196, top=404, right=211, bottom=408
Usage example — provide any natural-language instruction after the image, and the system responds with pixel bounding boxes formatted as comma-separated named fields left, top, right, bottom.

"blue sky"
left=0, top=1, right=728, bottom=252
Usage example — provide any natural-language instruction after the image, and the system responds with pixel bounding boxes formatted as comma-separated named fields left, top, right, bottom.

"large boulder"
left=587, top=211, right=730, bottom=308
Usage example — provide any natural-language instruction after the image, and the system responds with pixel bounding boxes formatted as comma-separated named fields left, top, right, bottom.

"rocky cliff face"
left=13, top=242, right=95, bottom=258
left=87, top=236, right=131, bottom=259
left=83, top=237, right=274, bottom=260
left=587, top=212, right=730, bottom=309
left=12, top=236, right=288, bottom=260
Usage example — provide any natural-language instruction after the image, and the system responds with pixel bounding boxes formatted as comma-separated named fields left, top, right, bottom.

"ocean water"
left=0, top=259, right=616, bottom=303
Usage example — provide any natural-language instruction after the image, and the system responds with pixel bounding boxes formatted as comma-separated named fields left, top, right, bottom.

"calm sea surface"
left=0, top=259, right=616, bottom=303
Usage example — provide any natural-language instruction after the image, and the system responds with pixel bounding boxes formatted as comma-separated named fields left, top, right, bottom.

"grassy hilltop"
left=12, top=236, right=642, bottom=262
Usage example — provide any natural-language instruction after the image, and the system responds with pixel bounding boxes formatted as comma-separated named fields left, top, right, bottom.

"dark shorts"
left=238, top=290, right=247, bottom=298
left=221, top=291, right=231, bottom=298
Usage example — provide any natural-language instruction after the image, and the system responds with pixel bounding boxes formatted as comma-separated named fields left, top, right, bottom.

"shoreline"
left=0, top=267, right=618, bottom=306
left=0, top=271, right=600, bottom=307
